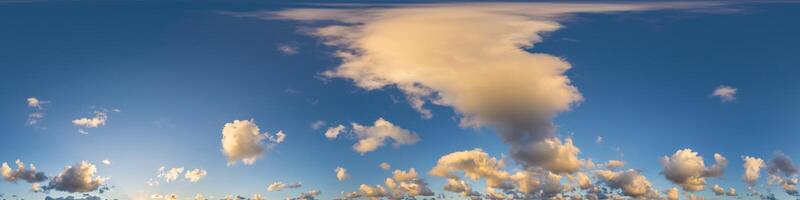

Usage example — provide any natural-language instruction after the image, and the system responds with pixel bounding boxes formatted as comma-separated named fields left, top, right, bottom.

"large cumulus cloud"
left=221, top=119, right=285, bottom=165
left=248, top=2, right=716, bottom=175
left=45, top=161, right=108, bottom=193
left=660, top=149, right=727, bottom=191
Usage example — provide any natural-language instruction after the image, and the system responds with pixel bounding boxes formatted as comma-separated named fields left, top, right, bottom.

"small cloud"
left=267, top=181, right=302, bottom=192
left=595, top=136, right=603, bottom=144
left=310, top=120, right=326, bottom=130
left=712, top=85, right=737, bottom=102
left=277, top=44, right=298, bottom=55
left=335, top=167, right=349, bottom=181
left=379, top=162, right=391, bottom=170
left=221, top=119, right=285, bottom=165
left=101, top=160, right=111, bottom=165
left=184, top=169, right=207, bottom=182
left=72, top=108, right=117, bottom=134
left=26, top=97, right=48, bottom=127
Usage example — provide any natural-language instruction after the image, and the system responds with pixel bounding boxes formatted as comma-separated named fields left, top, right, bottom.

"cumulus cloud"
left=157, top=166, right=184, bottom=183
left=351, top=118, right=420, bottom=154
left=379, top=162, right=391, bottom=170
left=26, top=97, right=48, bottom=127
left=221, top=119, right=285, bottom=165
left=184, top=168, right=207, bottom=182
left=45, top=161, right=108, bottom=193
left=660, top=149, right=727, bottom=191
left=510, top=137, right=583, bottom=174
left=254, top=1, right=716, bottom=176
left=712, top=184, right=725, bottom=195
left=1, top=160, right=48, bottom=184
left=385, top=168, right=434, bottom=198
left=324, top=124, right=345, bottom=139
left=605, top=160, right=626, bottom=169
left=101, top=160, right=111, bottom=165
left=443, top=178, right=480, bottom=198
left=743, top=156, right=766, bottom=186
left=268, top=181, right=302, bottom=192
left=335, top=167, right=349, bottom=181
left=594, top=169, right=659, bottom=198
left=712, top=85, right=737, bottom=102
left=429, top=149, right=510, bottom=189
left=326, top=118, right=420, bottom=154
left=726, top=187, right=737, bottom=196
left=359, top=184, right=389, bottom=199
left=665, top=187, right=679, bottom=200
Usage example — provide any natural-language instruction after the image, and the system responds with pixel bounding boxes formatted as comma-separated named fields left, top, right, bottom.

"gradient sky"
left=1, top=1, right=800, bottom=200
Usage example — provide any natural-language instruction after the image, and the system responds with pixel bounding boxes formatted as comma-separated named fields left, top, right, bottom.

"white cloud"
left=351, top=118, right=420, bottom=154
left=259, top=1, right=715, bottom=174
left=595, top=136, right=603, bottom=144
left=712, top=85, right=737, bottom=102
left=743, top=156, right=765, bottom=186
left=184, top=168, right=207, bottom=182
left=46, top=161, right=108, bottom=193
left=379, top=162, right=391, bottom=170
left=727, top=187, right=737, bottom=196
left=660, top=149, right=727, bottom=191
left=277, top=44, right=299, bottom=55
left=324, top=124, right=346, bottom=139
left=267, top=181, right=302, bottom=192
left=157, top=166, right=184, bottom=183
left=72, top=111, right=108, bottom=128
left=101, top=160, right=111, bottom=165
left=72, top=108, right=118, bottom=134
left=221, top=119, right=284, bottom=165
left=335, top=167, right=349, bottom=181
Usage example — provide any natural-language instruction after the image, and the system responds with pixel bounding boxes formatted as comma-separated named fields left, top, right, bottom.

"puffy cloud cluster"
left=335, top=167, right=349, bottom=181
left=184, top=168, right=208, bottom=182
left=743, top=156, right=766, bottom=186
left=660, top=149, right=728, bottom=191
left=605, top=160, right=626, bottom=169
left=384, top=168, right=434, bottom=198
left=259, top=1, right=716, bottom=176
left=267, top=181, right=302, bottom=192
left=324, top=118, right=420, bottom=154
left=429, top=149, right=510, bottom=189
left=442, top=178, right=480, bottom=198
left=45, top=161, right=108, bottom=193
left=157, top=167, right=184, bottom=183
left=150, top=166, right=207, bottom=185
left=712, top=85, right=737, bottom=102
left=1, top=160, right=48, bottom=184
left=221, top=119, right=286, bottom=165
left=766, top=153, right=799, bottom=197
left=594, top=169, right=659, bottom=198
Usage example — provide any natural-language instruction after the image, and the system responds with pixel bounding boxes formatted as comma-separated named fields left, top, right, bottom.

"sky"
left=1, top=1, right=800, bottom=200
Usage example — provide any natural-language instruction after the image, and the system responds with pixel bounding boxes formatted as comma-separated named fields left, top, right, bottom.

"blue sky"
left=1, top=1, right=800, bottom=200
